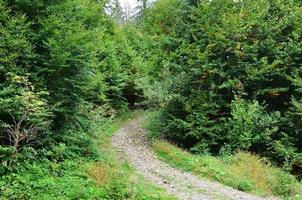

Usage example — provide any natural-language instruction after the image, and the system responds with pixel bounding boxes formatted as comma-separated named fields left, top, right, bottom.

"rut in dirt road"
left=112, top=116, right=279, bottom=200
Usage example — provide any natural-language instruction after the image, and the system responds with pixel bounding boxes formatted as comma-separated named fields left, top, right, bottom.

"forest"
left=0, top=0, right=302, bottom=199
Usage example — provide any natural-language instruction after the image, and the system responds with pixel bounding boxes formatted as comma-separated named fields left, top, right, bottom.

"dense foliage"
left=1, top=0, right=302, bottom=198
left=0, top=0, right=149, bottom=198
left=138, top=0, right=302, bottom=173
left=0, top=0, right=145, bottom=162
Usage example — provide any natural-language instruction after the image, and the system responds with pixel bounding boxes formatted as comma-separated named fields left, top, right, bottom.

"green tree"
left=141, top=0, right=302, bottom=169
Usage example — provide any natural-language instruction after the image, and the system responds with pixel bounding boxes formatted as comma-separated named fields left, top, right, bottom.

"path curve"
left=112, top=116, right=278, bottom=200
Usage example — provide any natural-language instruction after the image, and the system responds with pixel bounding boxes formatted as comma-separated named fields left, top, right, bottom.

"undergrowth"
left=0, top=112, right=176, bottom=200
left=146, top=111, right=302, bottom=200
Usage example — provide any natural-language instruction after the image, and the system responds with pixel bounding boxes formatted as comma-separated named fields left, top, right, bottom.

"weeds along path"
left=112, top=116, right=278, bottom=200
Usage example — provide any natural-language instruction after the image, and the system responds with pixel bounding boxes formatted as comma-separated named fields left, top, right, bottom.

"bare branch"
left=2, top=110, right=38, bottom=155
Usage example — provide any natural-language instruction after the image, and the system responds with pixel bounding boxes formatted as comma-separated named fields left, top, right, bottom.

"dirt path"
left=112, top=116, right=278, bottom=200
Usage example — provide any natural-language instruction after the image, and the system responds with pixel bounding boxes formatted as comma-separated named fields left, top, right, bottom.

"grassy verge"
left=145, top=111, right=302, bottom=200
left=0, top=111, right=176, bottom=200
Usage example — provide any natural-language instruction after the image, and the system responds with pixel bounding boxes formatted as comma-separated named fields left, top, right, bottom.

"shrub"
left=224, top=99, right=280, bottom=154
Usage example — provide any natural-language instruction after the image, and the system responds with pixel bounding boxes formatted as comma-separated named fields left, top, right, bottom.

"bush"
left=224, top=99, right=280, bottom=154
left=0, top=161, right=105, bottom=200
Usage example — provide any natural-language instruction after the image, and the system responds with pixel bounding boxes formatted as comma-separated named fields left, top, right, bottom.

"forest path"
left=112, top=116, right=278, bottom=200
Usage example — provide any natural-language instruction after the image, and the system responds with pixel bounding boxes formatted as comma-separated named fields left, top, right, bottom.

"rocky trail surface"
left=112, top=116, right=278, bottom=200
